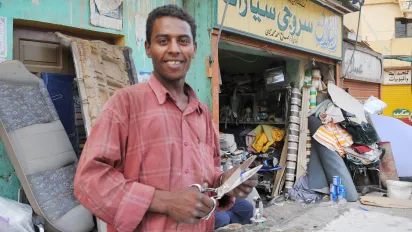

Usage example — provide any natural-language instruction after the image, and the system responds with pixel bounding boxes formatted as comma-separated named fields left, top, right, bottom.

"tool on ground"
left=190, top=155, right=262, bottom=220
left=251, top=196, right=266, bottom=225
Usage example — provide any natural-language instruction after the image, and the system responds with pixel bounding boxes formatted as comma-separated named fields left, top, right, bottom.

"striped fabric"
left=313, top=122, right=353, bottom=157
left=74, top=74, right=221, bottom=232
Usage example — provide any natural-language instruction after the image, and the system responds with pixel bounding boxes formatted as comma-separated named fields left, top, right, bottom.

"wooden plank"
left=296, top=87, right=310, bottom=180
left=279, top=171, right=286, bottom=196
left=272, top=132, right=289, bottom=197
left=211, top=34, right=220, bottom=128
left=360, top=196, right=412, bottom=209
left=56, top=33, right=130, bottom=135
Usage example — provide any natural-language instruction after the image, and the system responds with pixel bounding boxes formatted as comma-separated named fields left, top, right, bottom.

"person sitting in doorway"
left=214, top=199, right=254, bottom=230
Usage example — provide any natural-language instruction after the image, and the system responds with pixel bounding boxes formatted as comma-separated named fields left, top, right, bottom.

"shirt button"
left=184, top=142, right=188, bottom=146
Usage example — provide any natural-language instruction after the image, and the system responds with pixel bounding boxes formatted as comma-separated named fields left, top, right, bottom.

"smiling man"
left=74, top=4, right=257, bottom=232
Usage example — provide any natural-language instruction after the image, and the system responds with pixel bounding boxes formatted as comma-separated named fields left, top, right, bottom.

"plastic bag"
left=0, top=197, right=35, bottom=232
left=364, top=96, right=387, bottom=115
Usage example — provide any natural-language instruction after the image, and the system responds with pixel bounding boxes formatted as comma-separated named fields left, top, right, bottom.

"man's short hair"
left=146, top=4, right=197, bottom=45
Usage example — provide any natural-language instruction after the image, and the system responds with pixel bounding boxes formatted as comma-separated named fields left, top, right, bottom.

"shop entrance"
left=213, top=31, right=339, bottom=203
left=217, top=42, right=298, bottom=202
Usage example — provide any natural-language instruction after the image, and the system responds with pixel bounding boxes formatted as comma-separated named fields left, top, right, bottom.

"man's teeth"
left=167, top=61, right=182, bottom=65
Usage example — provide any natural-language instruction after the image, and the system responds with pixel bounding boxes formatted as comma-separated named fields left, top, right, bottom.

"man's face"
left=145, top=16, right=197, bottom=82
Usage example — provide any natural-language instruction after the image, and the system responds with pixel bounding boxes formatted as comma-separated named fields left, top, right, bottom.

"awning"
left=384, top=55, right=412, bottom=63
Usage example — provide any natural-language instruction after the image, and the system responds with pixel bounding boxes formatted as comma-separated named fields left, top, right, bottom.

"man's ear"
left=192, top=41, right=198, bottom=59
left=145, top=40, right=151, bottom=58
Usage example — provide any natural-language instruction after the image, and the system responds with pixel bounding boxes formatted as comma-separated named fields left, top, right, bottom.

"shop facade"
left=340, top=36, right=383, bottom=102
left=209, top=0, right=355, bottom=199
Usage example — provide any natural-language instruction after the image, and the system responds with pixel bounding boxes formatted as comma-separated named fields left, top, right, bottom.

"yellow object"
left=381, top=85, right=412, bottom=118
left=262, top=140, right=275, bottom=152
left=272, top=128, right=285, bottom=142
left=252, top=132, right=268, bottom=153
left=252, top=125, right=285, bottom=152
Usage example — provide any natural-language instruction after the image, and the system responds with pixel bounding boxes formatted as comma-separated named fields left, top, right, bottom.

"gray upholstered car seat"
left=0, top=60, right=94, bottom=232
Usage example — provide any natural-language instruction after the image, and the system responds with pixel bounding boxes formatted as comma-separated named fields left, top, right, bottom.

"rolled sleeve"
left=113, top=182, right=155, bottom=231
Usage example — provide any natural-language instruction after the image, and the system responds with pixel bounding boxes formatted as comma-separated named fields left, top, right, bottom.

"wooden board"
left=56, top=32, right=132, bottom=136
left=272, top=132, right=289, bottom=197
left=296, top=87, right=310, bottom=180
left=360, top=196, right=412, bottom=209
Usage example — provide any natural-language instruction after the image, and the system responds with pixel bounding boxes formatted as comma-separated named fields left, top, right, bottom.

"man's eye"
left=159, top=39, right=168, bottom=44
left=180, top=39, right=189, bottom=44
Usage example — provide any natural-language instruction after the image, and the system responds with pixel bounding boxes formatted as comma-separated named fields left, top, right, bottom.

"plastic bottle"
left=309, top=86, right=317, bottom=109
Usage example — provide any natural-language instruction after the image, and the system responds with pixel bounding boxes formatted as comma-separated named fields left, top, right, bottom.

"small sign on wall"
left=393, top=108, right=411, bottom=118
left=384, top=70, right=411, bottom=85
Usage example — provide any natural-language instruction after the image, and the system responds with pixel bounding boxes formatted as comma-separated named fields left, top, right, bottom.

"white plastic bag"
left=364, top=96, right=387, bottom=115
left=0, top=197, right=35, bottom=232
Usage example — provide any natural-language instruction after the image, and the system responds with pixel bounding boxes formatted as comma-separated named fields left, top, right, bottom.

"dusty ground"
left=217, top=193, right=412, bottom=232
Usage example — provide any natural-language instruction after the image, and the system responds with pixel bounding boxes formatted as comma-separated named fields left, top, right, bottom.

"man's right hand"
left=166, top=185, right=214, bottom=224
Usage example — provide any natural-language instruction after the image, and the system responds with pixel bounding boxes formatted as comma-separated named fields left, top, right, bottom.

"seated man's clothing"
left=214, top=199, right=254, bottom=230
left=74, top=75, right=222, bottom=232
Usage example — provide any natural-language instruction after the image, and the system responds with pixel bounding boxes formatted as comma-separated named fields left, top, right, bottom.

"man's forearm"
left=149, top=190, right=173, bottom=214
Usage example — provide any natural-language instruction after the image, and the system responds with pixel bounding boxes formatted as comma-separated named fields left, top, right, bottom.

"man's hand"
left=166, top=185, right=214, bottom=224
left=216, top=195, right=235, bottom=211
left=221, top=167, right=258, bottom=199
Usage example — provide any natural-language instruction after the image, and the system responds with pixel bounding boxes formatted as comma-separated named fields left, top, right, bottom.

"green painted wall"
left=184, top=0, right=214, bottom=109
left=0, top=0, right=215, bottom=105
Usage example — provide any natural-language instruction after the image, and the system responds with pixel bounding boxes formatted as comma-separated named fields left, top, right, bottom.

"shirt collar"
left=148, top=73, right=203, bottom=113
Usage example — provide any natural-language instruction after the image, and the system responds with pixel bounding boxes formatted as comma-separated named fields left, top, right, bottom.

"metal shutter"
left=382, top=85, right=412, bottom=126
left=341, top=79, right=381, bottom=102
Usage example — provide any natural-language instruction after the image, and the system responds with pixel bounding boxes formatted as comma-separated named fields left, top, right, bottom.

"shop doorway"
left=217, top=42, right=298, bottom=202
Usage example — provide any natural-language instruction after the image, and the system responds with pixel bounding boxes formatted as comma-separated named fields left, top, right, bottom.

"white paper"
left=0, top=17, right=7, bottom=59
left=95, top=0, right=122, bottom=15
left=327, top=83, right=367, bottom=122
left=90, top=0, right=123, bottom=31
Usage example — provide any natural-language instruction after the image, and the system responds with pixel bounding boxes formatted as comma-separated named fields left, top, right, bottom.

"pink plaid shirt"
left=74, top=74, right=222, bottom=232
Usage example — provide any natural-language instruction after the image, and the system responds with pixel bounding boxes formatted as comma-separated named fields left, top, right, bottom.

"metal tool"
left=190, top=155, right=262, bottom=220
left=251, top=196, right=266, bottom=225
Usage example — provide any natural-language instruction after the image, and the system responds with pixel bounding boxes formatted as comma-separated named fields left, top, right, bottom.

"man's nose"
left=167, top=39, right=181, bottom=54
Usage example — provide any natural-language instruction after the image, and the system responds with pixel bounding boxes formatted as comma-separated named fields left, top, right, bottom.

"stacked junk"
left=219, top=66, right=407, bottom=209
left=284, top=88, right=302, bottom=192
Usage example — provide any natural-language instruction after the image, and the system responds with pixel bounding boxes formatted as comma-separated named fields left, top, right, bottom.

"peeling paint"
left=32, top=0, right=39, bottom=6
left=135, top=13, right=146, bottom=50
